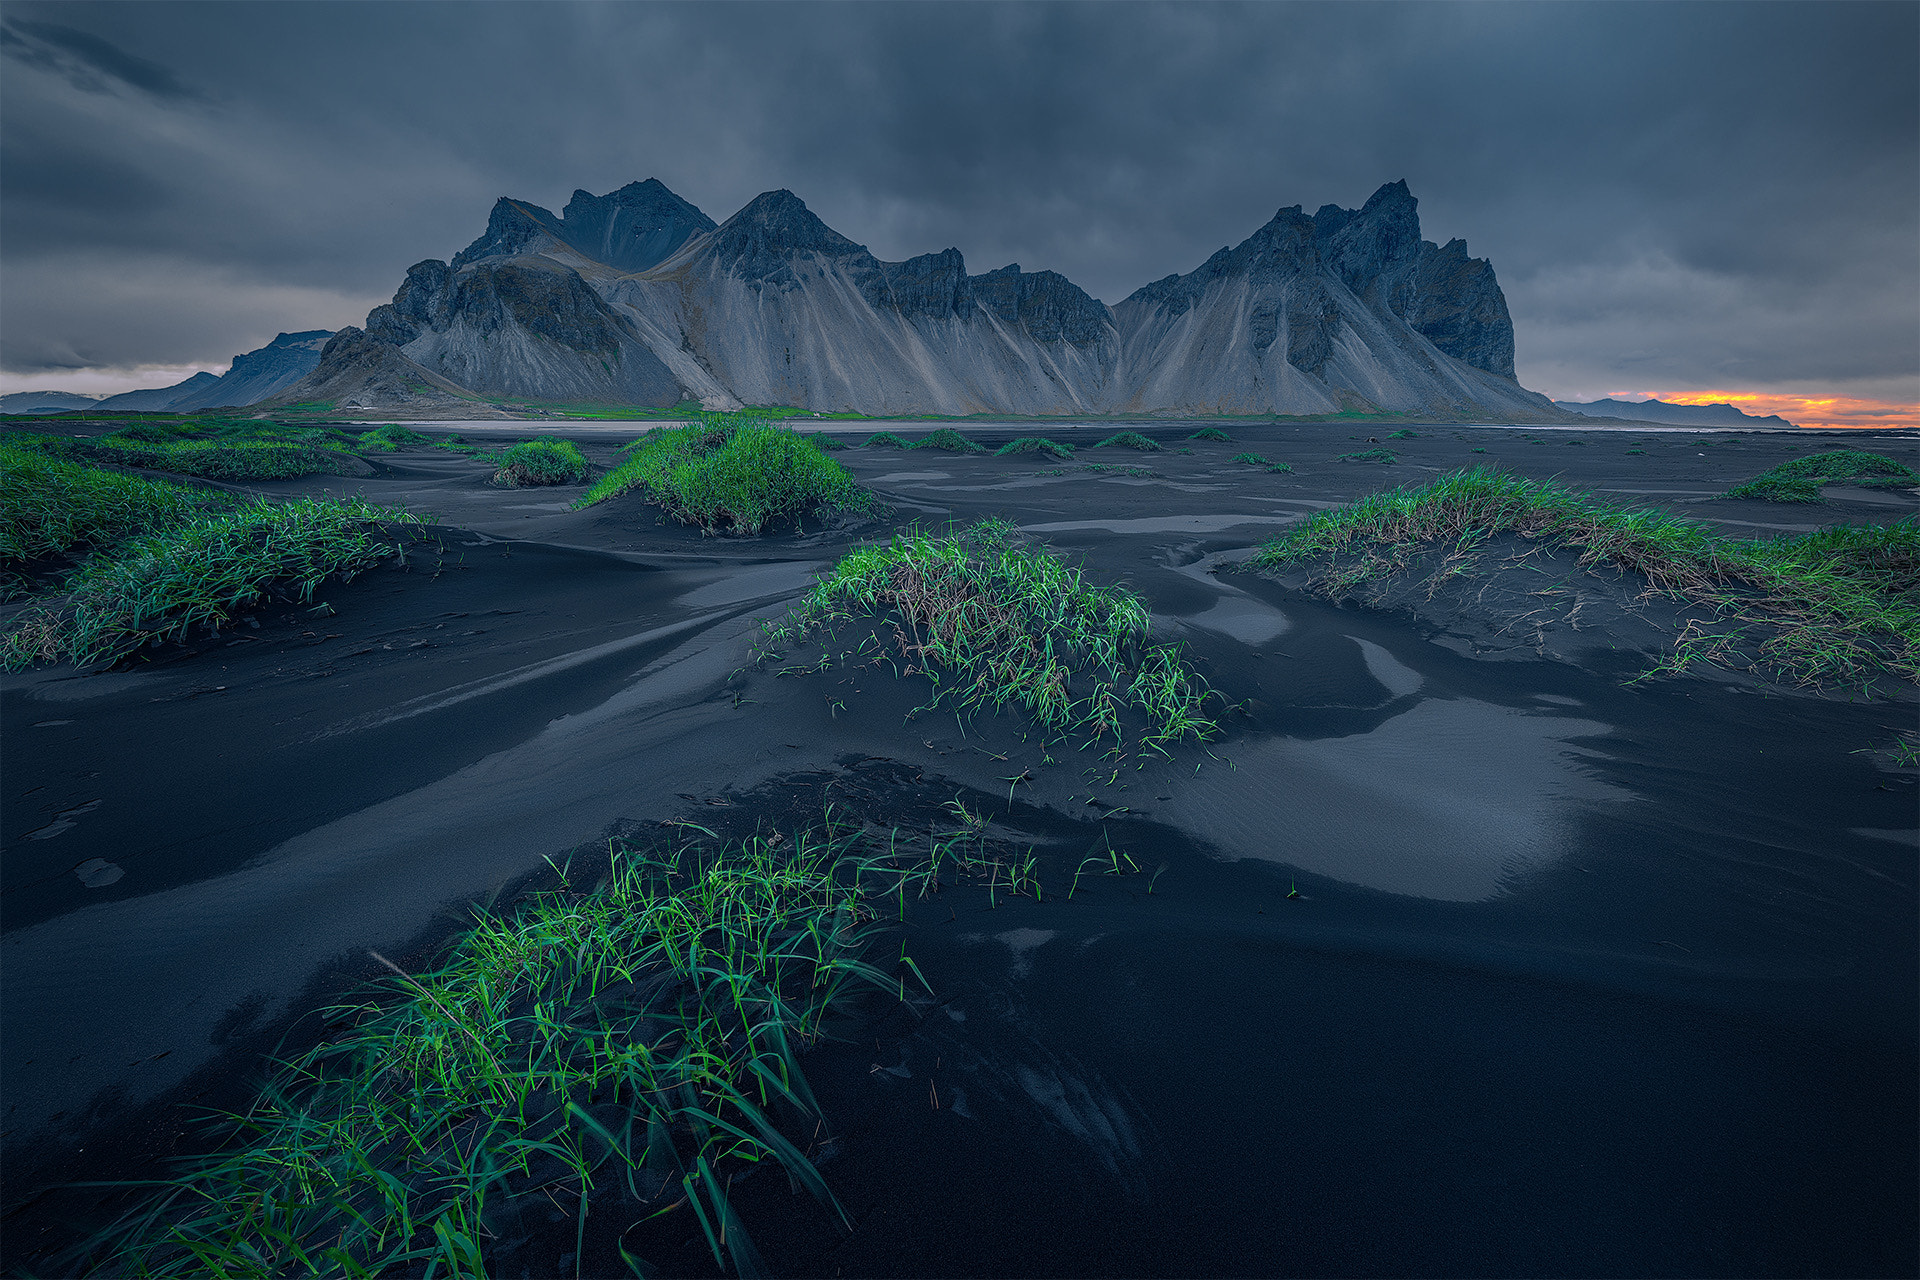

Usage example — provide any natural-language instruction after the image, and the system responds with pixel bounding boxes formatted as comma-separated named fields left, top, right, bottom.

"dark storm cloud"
left=1, top=0, right=1913, bottom=403
left=1, top=18, right=200, bottom=101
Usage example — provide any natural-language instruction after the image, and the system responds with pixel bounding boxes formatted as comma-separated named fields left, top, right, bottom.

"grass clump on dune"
left=82, top=821, right=914, bottom=1279
left=1246, top=466, right=1920, bottom=688
left=806, top=431, right=847, bottom=450
left=576, top=414, right=871, bottom=534
left=1, top=443, right=217, bottom=565
left=491, top=438, right=590, bottom=487
left=1, top=496, right=418, bottom=669
left=355, top=424, right=432, bottom=451
left=1724, top=450, right=1918, bottom=503
left=861, top=432, right=910, bottom=449
left=1336, top=447, right=1397, bottom=464
left=995, top=436, right=1075, bottom=460
left=761, top=519, right=1217, bottom=756
left=1092, top=431, right=1160, bottom=451
left=908, top=428, right=985, bottom=453
left=1188, top=428, right=1232, bottom=442
left=1231, top=452, right=1268, bottom=466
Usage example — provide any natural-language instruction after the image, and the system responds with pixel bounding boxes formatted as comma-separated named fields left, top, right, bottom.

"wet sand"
left=4, top=421, right=1916, bottom=1275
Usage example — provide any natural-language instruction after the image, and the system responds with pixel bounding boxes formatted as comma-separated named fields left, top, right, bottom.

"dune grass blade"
left=0, top=444, right=221, bottom=563
left=80, top=823, right=903, bottom=1278
left=491, top=439, right=590, bottom=487
left=995, top=437, right=1074, bottom=459
left=576, top=414, right=872, bottom=534
left=908, top=429, right=984, bottom=453
left=1246, top=465, right=1920, bottom=687
left=1724, top=449, right=1917, bottom=503
left=1092, top=431, right=1160, bottom=451
left=1, top=496, right=419, bottom=669
left=761, top=520, right=1217, bottom=754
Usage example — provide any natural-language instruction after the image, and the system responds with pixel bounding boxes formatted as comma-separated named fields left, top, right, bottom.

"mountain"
left=94, top=371, right=226, bottom=412
left=270, top=178, right=1566, bottom=419
left=1554, top=397, right=1796, bottom=429
left=1, top=390, right=105, bottom=414
left=278, top=326, right=485, bottom=414
left=17, top=332, right=342, bottom=415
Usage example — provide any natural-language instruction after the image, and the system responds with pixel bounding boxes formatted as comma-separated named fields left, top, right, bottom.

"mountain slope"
left=260, top=327, right=488, bottom=413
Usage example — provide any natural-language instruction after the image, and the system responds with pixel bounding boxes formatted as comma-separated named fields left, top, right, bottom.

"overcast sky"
left=2, top=0, right=1915, bottom=418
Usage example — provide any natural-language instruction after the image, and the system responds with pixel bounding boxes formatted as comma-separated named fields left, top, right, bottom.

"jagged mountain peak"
left=704, top=190, right=866, bottom=277
left=453, top=181, right=714, bottom=274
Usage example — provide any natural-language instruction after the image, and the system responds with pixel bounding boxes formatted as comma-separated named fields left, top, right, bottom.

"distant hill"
left=269, top=177, right=1565, bottom=419
left=0, top=390, right=105, bottom=414
left=1554, top=397, right=1796, bottom=429
left=5, top=332, right=335, bottom=416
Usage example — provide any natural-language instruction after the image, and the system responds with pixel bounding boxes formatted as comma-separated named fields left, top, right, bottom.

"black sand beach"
left=4, top=420, right=1916, bottom=1276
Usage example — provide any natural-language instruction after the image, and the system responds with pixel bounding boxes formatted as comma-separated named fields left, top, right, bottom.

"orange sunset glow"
left=1614, top=390, right=1920, bottom=431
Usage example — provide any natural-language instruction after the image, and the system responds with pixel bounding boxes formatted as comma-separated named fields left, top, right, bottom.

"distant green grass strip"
left=995, top=436, right=1075, bottom=459
left=1724, top=449, right=1917, bottom=503
left=761, top=520, right=1217, bottom=755
left=80, top=821, right=912, bottom=1279
left=1, top=444, right=219, bottom=564
left=1246, top=466, right=1919, bottom=688
left=577, top=414, right=871, bottom=534
left=80, top=437, right=362, bottom=481
left=1, top=496, right=419, bottom=669
left=491, top=438, right=589, bottom=486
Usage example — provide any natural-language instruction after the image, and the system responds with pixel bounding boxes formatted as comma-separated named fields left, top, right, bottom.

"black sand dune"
left=4, top=421, right=1916, bottom=1276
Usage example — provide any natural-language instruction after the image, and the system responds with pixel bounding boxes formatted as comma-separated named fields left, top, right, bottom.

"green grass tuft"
left=1231, top=452, right=1268, bottom=466
left=995, top=436, right=1075, bottom=459
left=908, top=428, right=985, bottom=453
left=576, top=414, right=872, bottom=534
left=761, top=520, right=1217, bottom=755
left=861, top=431, right=911, bottom=449
left=1091, top=431, right=1161, bottom=451
left=491, top=438, right=590, bottom=487
left=1187, top=428, right=1232, bottom=442
left=1724, top=450, right=1918, bottom=503
left=81, top=820, right=914, bottom=1279
left=2, top=496, right=419, bottom=669
left=1246, top=465, right=1920, bottom=688
left=1336, top=448, right=1398, bottom=464
left=1, top=444, right=219, bottom=565
left=1266, top=462, right=1295, bottom=474
left=806, top=432, right=847, bottom=450
left=1387, top=429, right=1420, bottom=439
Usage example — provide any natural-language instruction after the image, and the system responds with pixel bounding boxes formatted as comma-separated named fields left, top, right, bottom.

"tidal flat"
left=3, top=419, right=1916, bottom=1276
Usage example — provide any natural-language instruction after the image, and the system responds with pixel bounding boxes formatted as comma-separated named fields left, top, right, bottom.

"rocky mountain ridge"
left=269, top=179, right=1564, bottom=419
left=1554, top=397, right=1797, bottom=429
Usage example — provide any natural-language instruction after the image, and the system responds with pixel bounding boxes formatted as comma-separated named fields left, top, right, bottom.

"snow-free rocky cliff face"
left=270, top=178, right=1561, bottom=418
